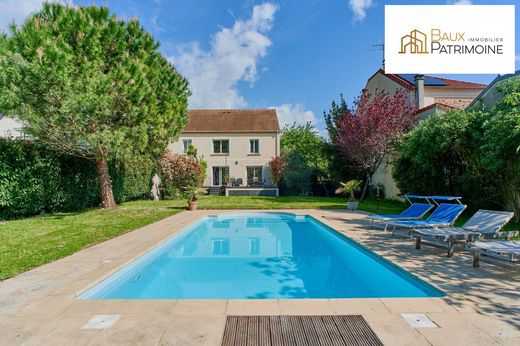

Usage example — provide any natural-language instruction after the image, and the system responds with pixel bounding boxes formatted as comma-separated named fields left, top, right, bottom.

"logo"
left=399, top=29, right=429, bottom=54
left=384, top=5, right=515, bottom=74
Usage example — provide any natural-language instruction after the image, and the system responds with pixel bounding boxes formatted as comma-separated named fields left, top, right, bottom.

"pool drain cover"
left=81, top=314, right=120, bottom=329
left=401, top=313, right=438, bottom=328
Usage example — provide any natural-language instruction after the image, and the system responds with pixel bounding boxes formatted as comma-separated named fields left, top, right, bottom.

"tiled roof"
left=430, top=76, right=487, bottom=89
left=415, top=102, right=455, bottom=115
left=371, top=69, right=487, bottom=90
left=183, top=109, right=280, bottom=133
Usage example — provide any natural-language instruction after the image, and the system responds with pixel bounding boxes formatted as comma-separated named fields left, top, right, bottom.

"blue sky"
left=1, top=0, right=518, bottom=133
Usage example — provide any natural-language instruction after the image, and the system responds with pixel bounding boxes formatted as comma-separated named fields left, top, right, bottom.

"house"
left=168, top=109, right=281, bottom=196
left=0, top=115, right=26, bottom=139
left=467, top=70, right=520, bottom=110
left=365, top=69, right=487, bottom=199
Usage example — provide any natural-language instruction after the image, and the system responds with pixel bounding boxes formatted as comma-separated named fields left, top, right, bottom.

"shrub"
left=393, top=93, right=520, bottom=220
left=269, top=156, right=285, bottom=186
left=0, top=139, right=99, bottom=218
left=283, top=150, right=311, bottom=195
left=0, top=139, right=154, bottom=219
left=111, top=156, right=155, bottom=203
left=156, top=151, right=203, bottom=199
left=393, top=110, right=480, bottom=195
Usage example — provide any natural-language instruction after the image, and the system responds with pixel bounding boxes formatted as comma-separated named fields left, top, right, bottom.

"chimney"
left=414, top=75, right=425, bottom=109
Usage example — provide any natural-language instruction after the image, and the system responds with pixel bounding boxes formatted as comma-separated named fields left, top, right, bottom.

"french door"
left=212, top=166, right=229, bottom=186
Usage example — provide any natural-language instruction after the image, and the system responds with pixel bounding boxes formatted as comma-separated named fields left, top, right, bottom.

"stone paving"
left=0, top=209, right=518, bottom=345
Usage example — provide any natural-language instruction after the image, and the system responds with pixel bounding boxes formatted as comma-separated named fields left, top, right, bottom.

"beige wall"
left=169, top=132, right=279, bottom=186
left=0, top=116, right=25, bottom=138
left=425, top=87, right=482, bottom=101
left=365, top=73, right=415, bottom=101
left=371, top=158, right=400, bottom=199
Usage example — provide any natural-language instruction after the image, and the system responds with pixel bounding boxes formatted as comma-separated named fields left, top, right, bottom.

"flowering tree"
left=334, top=88, right=416, bottom=200
left=157, top=151, right=203, bottom=199
left=269, top=156, right=285, bottom=186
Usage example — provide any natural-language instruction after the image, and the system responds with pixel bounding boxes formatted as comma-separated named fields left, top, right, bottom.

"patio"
left=0, top=209, right=518, bottom=345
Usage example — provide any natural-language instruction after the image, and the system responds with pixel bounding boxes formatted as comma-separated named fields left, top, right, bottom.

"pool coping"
left=1, top=208, right=518, bottom=345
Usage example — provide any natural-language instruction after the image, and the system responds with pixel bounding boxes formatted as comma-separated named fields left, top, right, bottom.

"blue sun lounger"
left=388, top=203, right=467, bottom=236
left=367, top=202, right=434, bottom=231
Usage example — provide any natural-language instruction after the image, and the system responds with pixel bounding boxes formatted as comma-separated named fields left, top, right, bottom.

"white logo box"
left=385, top=5, right=515, bottom=74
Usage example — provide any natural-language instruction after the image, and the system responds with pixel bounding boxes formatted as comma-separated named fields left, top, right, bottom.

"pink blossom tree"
left=334, top=88, right=416, bottom=200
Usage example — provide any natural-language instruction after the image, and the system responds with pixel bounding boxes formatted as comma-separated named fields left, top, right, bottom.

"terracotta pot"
left=188, top=200, right=198, bottom=211
left=346, top=201, right=359, bottom=210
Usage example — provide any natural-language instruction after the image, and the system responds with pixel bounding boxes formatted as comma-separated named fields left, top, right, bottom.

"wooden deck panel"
left=222, top=315, right=383, bottom=346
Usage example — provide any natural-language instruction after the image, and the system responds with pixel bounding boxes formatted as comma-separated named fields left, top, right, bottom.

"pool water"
left=79, top=213, right=443, bottom=299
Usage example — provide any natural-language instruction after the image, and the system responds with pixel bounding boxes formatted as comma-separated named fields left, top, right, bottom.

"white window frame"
left=213, top=139, right=229, bottom=154
left=182, top=139, right=192, bottom=153
left=250, top=139, right=260, bottom=154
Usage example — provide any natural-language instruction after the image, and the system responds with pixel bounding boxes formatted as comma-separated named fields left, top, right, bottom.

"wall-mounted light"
left=235, top=161, right=239, bottom=165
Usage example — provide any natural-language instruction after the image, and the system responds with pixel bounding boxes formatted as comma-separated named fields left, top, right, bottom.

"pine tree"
left=0, top=3, right=190, bottom=208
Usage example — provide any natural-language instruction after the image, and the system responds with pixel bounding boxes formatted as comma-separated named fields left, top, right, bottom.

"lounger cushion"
left=368, top=203, right=432, bottom=221
left=389, top=203, right=466, bottom=228
left=459, top=210, right=514, bottom=235
left=471, top=240, right=520, bottom=254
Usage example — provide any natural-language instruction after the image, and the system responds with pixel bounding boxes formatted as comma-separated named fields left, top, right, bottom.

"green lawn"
left=0, top=202, right=183, bottom=280
left=1, top=196, right=517, bottom=280
left=182, top=195, right=406, bottom=214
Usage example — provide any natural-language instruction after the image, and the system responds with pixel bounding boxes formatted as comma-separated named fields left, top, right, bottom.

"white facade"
left=169, top=132, right=280, bottom=187
left=0, top=116, right=25, bottom=139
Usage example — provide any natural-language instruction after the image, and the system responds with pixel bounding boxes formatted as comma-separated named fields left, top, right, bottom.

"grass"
left=0, top=202, right=183, bottom=280
left=181, top=195, right=406, bottom=214
left=1, top=195, right=517, bottom=280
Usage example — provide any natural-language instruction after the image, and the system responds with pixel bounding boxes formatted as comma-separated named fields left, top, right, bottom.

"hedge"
left=0, top=139, right=153, bottom=219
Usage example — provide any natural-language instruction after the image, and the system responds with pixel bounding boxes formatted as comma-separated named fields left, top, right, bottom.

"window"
left=250, top=139, right=259, bottom=154
left=182, top=139, right=192, bottom=153
left=247, top=166, right=263, bottom=186
left=212, top=238, right=230, bottom=256
left=249, top=238, right=261, bottom=256
left=213, top=139, right=229, bottom=154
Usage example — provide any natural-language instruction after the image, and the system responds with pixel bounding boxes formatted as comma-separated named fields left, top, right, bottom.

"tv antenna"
left=366, top=43, right=385, bottom=68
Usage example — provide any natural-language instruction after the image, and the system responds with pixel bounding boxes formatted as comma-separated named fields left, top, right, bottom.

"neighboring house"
left=168, top=109, right=280, bottom=196
left=467, top=70, right=520, bottom=110
left=0, top=115, right=26, bottom=139
left=365, top=69, right=487, bottom=199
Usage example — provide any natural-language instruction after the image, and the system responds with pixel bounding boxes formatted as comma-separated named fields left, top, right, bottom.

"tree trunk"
left=96, top=156, right=117, bottom=209
left=359, top=173, right=370, bottom=202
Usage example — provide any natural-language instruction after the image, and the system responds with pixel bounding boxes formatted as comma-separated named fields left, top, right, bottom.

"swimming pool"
left=79, top=213, right=443, bottom=299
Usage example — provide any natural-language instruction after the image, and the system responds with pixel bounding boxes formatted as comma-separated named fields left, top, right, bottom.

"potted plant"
left=182, top=185, right=206, bottom=211
left=335, top=179, right=363, bottom=210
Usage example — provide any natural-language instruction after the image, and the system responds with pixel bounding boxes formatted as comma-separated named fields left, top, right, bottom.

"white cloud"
left=348, top=0, right=373, bottom=22
left=448, top=0, right=473, bottom=4
left=0, top=0, right=72, bottom=33
left=172, top=3, right=277, bottom=108
left=0, top=0, right=44, bottom=32
left=272, top=103, right=319, bottom=128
